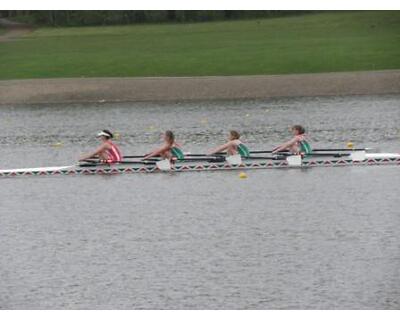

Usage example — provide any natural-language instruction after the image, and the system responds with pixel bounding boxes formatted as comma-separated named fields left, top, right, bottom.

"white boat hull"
left=1, top=153, right=399, bottom=178
left=0, top=165, right=75, bottom=175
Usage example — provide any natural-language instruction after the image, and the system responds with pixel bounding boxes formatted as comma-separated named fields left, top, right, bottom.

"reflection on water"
left=0, top=95, right=399, bottom=309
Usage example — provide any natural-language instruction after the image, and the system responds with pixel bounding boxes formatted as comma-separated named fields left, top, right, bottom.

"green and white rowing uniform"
left=171, top=146, right=185, bottom=160
left=237, top=143, right=250, bottom=157
left=297, top=135, right=312, bottom=156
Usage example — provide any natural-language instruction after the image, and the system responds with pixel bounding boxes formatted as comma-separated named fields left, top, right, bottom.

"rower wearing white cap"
left=79, top=129, right=122, bottom=163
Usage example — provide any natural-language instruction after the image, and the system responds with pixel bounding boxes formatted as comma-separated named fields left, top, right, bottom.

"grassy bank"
left=0, top=11, right=399, bottom=80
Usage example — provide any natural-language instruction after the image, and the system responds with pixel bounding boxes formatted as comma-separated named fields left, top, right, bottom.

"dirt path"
left=1, top=70, right=399, bottom=105
left=0, top=18, right=33, bottom=42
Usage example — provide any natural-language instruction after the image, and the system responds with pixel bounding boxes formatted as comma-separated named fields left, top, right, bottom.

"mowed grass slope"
left=0, top=11, right=399, bottom=80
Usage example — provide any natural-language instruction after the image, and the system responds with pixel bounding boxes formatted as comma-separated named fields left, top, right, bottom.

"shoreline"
left=1, top=70, right=400, bottom=105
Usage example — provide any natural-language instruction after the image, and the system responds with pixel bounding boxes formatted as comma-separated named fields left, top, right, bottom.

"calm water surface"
left=0, top=95, right=399, bottom=309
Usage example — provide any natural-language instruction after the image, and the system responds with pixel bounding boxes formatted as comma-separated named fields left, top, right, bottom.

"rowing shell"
left=0, top=152, right=399, bottom=178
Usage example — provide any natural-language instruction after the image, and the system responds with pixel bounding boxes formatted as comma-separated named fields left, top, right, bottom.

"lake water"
left=0, top=95, right=399, bottom=309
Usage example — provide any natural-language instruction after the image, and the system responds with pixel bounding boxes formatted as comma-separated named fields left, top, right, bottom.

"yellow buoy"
left=114, top=132, right=121, bottom=140
left=52, top=142, right=63, bottom=148
left=347, top=142, right=354, bottom=149
left=239, top=172, right=247, bottom=179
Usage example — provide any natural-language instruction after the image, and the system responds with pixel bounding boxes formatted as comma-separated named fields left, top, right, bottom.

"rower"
left=272, top=125, right=312, bottom=156
left=79, top=130, right=122, bottom=163
left=208, top=130, right=250, bottom=157
left=143, top=130, right=184, bottom=161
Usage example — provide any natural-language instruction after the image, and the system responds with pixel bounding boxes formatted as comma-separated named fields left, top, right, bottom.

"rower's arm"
left=143, top=145, right=169, bottom=160
left=174, top=141, right=183, bottom=148
left=272, top=137, right=297, bottom=153
left=208, top=141, right=233, bottom=155
left=79, top=144, right=108, bottom=161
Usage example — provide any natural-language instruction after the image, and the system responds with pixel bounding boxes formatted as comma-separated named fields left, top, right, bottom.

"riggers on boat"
left=1, top=151, right=399, bottom=178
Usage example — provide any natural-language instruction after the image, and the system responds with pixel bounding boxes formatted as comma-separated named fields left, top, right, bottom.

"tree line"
left=0, top=11, right=312, bottom=27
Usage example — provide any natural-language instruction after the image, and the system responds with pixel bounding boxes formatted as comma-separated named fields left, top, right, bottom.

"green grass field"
left=0, top=11, right=399, bottom=80
left=0, top=26, right=5, bottom=35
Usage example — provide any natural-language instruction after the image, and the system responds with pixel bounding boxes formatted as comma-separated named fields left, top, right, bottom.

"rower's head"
left=292, top=125, right=305, bottom=135
left=229, top=130, right=240, bottom=141
left=163, top=130, right=175, bottom=144
left=97, top=129, right=113, bottom=141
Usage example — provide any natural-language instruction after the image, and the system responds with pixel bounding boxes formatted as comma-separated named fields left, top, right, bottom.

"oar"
left=314, top=148, right=372, bottom=152
left=173, top=148, right=370, bottom=157
left=177, top=157, right=226, bottom=162
left=119, top=160, right=157, bottom=165
left=82, top=157, right=160, bottom=164
left=80, top=157, right=227, bottom=167
left=251, top=148, right=373, bottom=154
left=121, top=147, right=373, bottom=159
left=183, top=152, right=226, bottom=157
left=123, top=153, right=226, bottom=159
left=79, top=160, right=157, bottom=166
left=122, top=154, right=228, bottom=162
left=122, top=155, right=160, bottom=159
left=244, top=156, right=287, bottom=160
left=306, top=152, right=351, bottom=157
left=86, top=151, right=358, bottom=166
